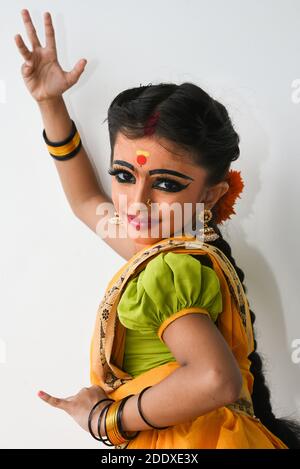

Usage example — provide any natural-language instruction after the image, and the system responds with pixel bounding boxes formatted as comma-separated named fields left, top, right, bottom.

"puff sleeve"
left=117, top=252, right=223, bottom=341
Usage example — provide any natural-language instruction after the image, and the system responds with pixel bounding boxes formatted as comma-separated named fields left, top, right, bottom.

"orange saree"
left=89, top=234, right=288, bottom=449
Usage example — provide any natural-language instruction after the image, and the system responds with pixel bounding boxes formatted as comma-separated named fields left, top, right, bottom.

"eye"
left=153, top=178, right=189, bottom=193
left=107, top=168, right=135, bottom=183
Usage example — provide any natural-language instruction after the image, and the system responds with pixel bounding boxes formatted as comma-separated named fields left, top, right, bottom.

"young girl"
left=15, top=9, right=300, bottom=449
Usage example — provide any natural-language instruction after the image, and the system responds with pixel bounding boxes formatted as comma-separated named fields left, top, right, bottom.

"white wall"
left=1, top=0, right=299, bottom=448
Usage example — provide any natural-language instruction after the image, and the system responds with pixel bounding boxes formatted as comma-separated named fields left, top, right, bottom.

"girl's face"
left=109, top=132, right=228, bottom=252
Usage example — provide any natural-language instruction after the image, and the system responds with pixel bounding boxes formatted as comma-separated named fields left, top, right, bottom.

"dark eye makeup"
left=107, top=168, right=191, bottom=193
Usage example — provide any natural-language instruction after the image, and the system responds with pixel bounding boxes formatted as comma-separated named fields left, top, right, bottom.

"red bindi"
left=136, top=150, right=150, bottom=166
left=136, top=154, right=147, bottom=166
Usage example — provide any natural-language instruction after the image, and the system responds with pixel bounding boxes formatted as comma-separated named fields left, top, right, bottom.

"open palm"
left=14, top=9, right=87, bottom=102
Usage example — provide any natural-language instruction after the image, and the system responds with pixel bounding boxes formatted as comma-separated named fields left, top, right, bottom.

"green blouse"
left=117, top=251, right=223, bottom=378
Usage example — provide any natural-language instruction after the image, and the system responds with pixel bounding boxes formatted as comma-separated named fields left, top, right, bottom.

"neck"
left=133, top=240, right=155, bottom=255
left=133, top=233, right=197, bottom=255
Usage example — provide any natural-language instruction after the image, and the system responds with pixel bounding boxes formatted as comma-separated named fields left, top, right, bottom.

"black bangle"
left=137, top=386, right=169, bottom=430
left=97, top=402, right=115, bottom=447
left=42, top=119, right=77, bottom=146
left=117, top=394, right=140, bottom=440
left=88, top=398, right=114, bottom=441
left=42, top=119, right=82, bottom=161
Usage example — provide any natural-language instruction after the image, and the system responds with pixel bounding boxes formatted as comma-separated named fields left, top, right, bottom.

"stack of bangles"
left=42, top=119, right=82, bottom=160
left=87, top=386, right=169, bottom=447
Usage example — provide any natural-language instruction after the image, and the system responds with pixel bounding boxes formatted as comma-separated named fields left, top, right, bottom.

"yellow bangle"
left=105, top=395, right=140, bottom=446
left=42, top=119, right=82, bottom=161
left=105, top=400, right=128, bottom=446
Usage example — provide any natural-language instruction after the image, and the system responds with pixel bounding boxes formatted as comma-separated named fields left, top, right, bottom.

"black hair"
left=104, top=81, right=300, bottom=448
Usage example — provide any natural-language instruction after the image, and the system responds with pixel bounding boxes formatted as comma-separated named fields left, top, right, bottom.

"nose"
left=126, top=179, right=151, bottom=215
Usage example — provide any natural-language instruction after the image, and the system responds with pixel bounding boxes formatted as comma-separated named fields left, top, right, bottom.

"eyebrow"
left=112, top=160, right=194, bottom=181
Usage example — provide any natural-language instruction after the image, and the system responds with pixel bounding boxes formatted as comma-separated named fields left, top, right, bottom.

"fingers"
left=38, top=390, right=70, bottom=411
left=65, top=59, right=87, bottom=88
left=44, top=11, right=57, bottom=53
left=21, top=61, right=34, bottom=78
left=21, top=9, right=42, bottom=49
left=14, top=34, right=32, bottom=62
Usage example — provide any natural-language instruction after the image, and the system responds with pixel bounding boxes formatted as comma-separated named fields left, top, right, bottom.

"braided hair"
left=105, top=81, right=300, bottom=448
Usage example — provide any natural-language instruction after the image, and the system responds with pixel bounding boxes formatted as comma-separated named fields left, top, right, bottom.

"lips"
left=127, top=214, right=150, bottom=223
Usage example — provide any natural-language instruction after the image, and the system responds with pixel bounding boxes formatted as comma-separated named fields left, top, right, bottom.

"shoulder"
left=142, top=251, right=221, bottom=304
left=117, top=251, right=223, bottom=333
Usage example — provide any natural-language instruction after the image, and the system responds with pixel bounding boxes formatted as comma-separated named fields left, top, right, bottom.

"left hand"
left=37, top=385, right=113, bottom=434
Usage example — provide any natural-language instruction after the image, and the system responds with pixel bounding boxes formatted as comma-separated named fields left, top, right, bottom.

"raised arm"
left=37, top=96, right=105, bottom=210
left=14, top=9, right=136, bottom=260
left=37, top=96, right=136, bottom=260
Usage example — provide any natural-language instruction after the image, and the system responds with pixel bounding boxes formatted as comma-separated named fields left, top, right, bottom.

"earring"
left=108, top=211, right=124, bottom=225
left=197, top=208, right=219, bottom=242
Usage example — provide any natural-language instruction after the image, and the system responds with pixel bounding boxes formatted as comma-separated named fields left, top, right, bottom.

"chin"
left=127, top=221, right=180, bottom=245
left=132, top=234, right=163, bottom=245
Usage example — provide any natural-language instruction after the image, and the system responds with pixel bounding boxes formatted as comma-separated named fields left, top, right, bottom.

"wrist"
left=121, top=394, right=154, bottom=432
left=91, top=402, right=111, bottom=438
left=37, top=96, right=64, bottom=109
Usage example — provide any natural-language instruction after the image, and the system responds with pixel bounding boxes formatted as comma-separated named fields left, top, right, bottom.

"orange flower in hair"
left=214, top=170, right=245, bottom=225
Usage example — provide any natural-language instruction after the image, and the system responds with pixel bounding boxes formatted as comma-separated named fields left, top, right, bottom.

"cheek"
left=172, top=186, right=202, bottom=224
left=183, top=185, right=204, bottom=210
left=111, top=180, right=126, bottom=207
left=111, top=180, right=118, bottom=207
left=157, top=189, right=199, bottom=227
left=111, top=180, right=133, bottom=215
left=167, top=186, right=199, bottom=207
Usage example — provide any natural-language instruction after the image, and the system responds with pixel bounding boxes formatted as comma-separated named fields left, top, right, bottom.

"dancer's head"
left=106, top=82, right=240, bottom=246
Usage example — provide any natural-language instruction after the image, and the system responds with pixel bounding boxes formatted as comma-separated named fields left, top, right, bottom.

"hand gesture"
left=38, top=385, right=112, bottom=437
left=14, top=9, right=87, bottom=102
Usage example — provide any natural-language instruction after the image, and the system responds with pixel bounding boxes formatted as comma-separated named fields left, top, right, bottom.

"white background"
left=0, top=0, right=299, bottom=448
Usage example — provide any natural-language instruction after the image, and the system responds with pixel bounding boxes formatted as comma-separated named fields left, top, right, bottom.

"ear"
left=201, top=181, right=229, bottom=210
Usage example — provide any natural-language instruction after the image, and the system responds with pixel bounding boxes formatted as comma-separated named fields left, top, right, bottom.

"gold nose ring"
left=146, top=198, right=152, bottom=207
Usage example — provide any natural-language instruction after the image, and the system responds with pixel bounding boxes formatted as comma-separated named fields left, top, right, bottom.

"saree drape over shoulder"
left=90, top=234, right=288, bottom=449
